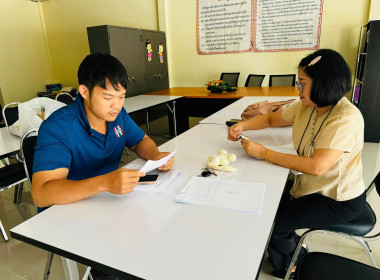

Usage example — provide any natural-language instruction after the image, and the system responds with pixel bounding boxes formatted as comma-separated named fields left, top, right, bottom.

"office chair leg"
left=284, top=229, right=379, bottom=280
left=284, top=234, right=307, bottom=280
left=17, top=182, right=23, bottom=204
left=355, top=238, right=377, bottom=267
left=365, top=240, right=372, bottom=252
left=336, top=232, right=377, bottom=268
left=0, top=219, right=9, bottom=242
left=43, top=252, right=54, bottom=280
left=82, top=266, right=92, bottom=280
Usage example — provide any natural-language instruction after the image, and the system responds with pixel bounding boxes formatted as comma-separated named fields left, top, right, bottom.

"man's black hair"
left=298, top=49, right=352, bottom=107
left=78, top=53, right=128, bottom=95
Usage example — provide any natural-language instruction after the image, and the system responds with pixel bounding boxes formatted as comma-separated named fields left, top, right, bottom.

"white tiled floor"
left=1, top=117, right=380, bottom=279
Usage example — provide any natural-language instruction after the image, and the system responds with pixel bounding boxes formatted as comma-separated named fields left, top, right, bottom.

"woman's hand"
left=228, top=122, right=245, bottom=141
left=240, top=138, right=267, bottom=159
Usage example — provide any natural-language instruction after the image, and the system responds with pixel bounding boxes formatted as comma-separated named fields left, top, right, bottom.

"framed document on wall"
left=197, top=0, right=254, bottom=55
left=254, top=0, right=323, bottom=52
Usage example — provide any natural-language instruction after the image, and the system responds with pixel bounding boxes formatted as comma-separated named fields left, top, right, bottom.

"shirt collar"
left=72, top=93, right=122, bottom=136
left=72, top=93, right=95, bottom=135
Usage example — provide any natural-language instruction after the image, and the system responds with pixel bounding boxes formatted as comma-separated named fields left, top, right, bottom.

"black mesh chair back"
left=20, top=129, right=38, bottom=186
left=55, top=93, right=74, bottom=105
left=245, top=74, right=265, bottom=87
left=2, top=102, right=20, bottom=128
left=0, top=156, right=27, bottom=238
left=294, top=252, right=380, bottom=280
left=0, top=104, right=3, bottom=123
left=269, top=74, right=296, bottom=87
left=220, top=72, right=240, bottom=87
left=0, top=104, right=4, bottom=128
left=0, top=157, right=27, bottom=205
left=19, top=128, right=93, bottom=278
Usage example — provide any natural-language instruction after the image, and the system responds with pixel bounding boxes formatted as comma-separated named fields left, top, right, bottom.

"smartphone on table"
left=138, top=174, right=159, bottom=184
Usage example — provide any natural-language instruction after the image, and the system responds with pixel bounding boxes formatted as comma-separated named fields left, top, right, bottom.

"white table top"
left=199, top=96, right=299, bottom=125
left=0, top=126, right=21, bottom=159
left=11, top=123, right=294, bottom=280
left=123, top=95, right=183, bottom=113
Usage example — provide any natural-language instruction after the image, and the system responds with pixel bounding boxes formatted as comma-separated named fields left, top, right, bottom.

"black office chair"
left=245, top=74, right=265, bottom=87
left=0, top=160, right=27, bottom=204
left=294, top=252, right=380, bottom=280
left=284, top=171, right=380, bottom=280
left=220, top=72, right=240, bottom=87
left=55, top=92, right=74, bottom=105
left=20, top=128, right=93, bottom=280
left=20, top=129, right=38, bottom=186
left=1, top=102, right=27, bottom=204
left=269, top=74, right=296, bottom=87
left=2, top=102, right=20, bottom=132
left=0, top=104, right=5, bottom=128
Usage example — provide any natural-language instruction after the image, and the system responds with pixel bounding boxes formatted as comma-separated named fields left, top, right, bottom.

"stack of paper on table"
left=123, top=163, right=180, bottom=194
left=174, top=176, right=265, bottom=214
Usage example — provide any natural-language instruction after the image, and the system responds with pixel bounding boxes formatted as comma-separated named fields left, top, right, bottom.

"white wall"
left=369, top=0, right=380, bottom=20
left=41, top=0, right=159, bottom=88
left=0, top=0, right=52, bottom=104
left=165, top=0, right=370, bottom=89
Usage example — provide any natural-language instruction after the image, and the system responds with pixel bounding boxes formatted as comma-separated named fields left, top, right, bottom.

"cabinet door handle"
left=158, top=74, right=163, bottom=79
left=127, top=77, right=131, bottom=84
left=132, top=77, right=136, bottom=83
left=154, top=74, right=158, bottom=80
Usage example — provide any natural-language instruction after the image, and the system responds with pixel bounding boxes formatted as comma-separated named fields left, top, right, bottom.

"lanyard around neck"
left=296, top=105, right=335, bottom=156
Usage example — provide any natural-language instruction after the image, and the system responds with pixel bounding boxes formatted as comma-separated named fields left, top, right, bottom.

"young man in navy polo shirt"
left=32, top=53, right=173, bottom=210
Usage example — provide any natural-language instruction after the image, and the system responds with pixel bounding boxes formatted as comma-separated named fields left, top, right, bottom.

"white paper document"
left=174, top=177, right=266, bottom=214
left=123, top=163, right=180, bottom=194
left=139, top=151, right=176, bottom=173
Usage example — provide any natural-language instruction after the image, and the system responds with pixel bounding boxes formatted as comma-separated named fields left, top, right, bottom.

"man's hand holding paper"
left=140, top=151, right=176, bottom=173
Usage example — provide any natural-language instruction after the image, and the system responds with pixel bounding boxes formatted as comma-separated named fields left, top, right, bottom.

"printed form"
left=174, top=177, right=265, bottom=214
left=123, top=163, right=180, bottom=194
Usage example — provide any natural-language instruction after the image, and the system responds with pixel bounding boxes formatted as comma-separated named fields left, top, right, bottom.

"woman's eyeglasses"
left=295, top=80, right=312, bottom=92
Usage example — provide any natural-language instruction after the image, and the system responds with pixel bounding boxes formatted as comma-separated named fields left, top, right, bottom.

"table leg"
left=166, top=101, right=177, bottom=137
left=145, top=108, right=150, bottom=136
left=61, top=257, right=80, bottom=280
left=43, top=252, right=53, bottom=280
left=0, top=219, right=8, bottom=242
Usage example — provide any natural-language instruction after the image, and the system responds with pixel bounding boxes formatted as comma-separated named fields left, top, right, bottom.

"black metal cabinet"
left=141, top=30, right=169, bottom=92
left=352, top=20, right=380, bottom=143
left=87, top=25, right=169, bottom=97
left=125, top=28, right=146, bottom=95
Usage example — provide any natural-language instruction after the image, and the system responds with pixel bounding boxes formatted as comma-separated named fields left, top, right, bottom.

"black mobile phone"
left=138, top=174, right=159, bottom=184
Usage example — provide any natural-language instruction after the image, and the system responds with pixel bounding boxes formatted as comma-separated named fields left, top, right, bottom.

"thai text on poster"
left=197, top=0, right=253, bottom=55
left=254, top=0, right=323, bottom=52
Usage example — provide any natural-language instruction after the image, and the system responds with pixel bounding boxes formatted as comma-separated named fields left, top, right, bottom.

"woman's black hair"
left=298, top=49, right=352, bottom=107
left=78, top=53, right=128, bottom=95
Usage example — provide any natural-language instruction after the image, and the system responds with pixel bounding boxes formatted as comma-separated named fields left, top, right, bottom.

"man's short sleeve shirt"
left=33, top=96, right=145, bottom=180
